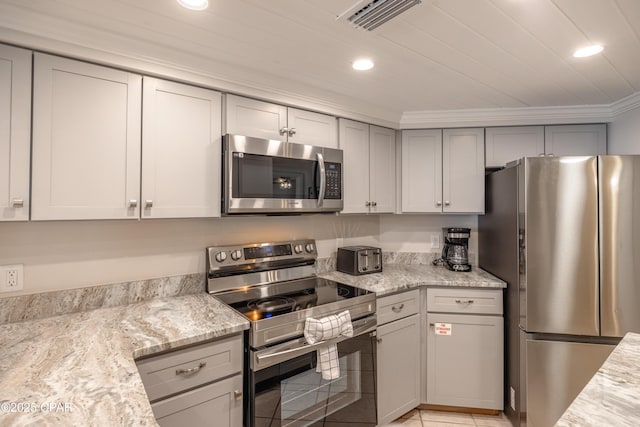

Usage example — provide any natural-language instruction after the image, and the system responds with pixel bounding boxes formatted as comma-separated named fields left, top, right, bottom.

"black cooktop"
left=215, top=277, right=371, bottom=321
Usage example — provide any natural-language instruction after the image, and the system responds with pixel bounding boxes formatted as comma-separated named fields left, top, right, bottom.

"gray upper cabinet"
left=401, top=128, right=484, bottom=214
left=486, top=124, right=607, bottom=168
left=544, top=124, right=607, bottom=156
left=485, top=126, right=545, bottom=168
left=225, top=94, right=338, bottom=148
left=339, top=119, right=396, bottom=214
left=0, top=44, right=31, bottom=221
left=142, top=77, right=222, bottom=219
left=31, top=53, right=142, bottom=220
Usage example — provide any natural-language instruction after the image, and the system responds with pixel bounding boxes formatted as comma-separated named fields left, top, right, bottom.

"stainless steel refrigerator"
left=479, top=156, right=640, bottom=427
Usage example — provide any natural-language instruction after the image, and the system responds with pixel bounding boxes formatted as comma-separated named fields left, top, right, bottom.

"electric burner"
left=216, top=278, right=368, bottom=322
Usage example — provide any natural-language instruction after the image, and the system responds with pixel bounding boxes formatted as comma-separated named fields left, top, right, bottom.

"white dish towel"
left=304, top=310, right=353, bottom=380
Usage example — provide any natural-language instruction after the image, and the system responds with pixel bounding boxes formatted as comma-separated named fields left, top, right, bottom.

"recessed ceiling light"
left=352, top=59, right=374, bottom=71
left=177, top=0, right=209, bottom=11
left=573, top=44, right=604, bottom=58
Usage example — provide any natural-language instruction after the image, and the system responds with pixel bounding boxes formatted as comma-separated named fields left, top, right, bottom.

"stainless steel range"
left=207, top=239, right=377, bottom=427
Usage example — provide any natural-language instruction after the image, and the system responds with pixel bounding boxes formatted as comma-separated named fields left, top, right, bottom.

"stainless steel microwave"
left=222, top=134, right=343, bottom=214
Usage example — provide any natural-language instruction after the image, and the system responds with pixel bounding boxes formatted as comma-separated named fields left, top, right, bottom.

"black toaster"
left=337, top=246, right=383, bottom=275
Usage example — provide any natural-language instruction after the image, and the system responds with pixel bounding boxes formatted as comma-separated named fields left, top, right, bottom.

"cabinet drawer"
left=152, top=374, right=243, bottom=427
left=137, top=334, right=242, bottom=402
left=427, top=288, right=502, bottom=315
left=377, top=290, right=419, bottom=325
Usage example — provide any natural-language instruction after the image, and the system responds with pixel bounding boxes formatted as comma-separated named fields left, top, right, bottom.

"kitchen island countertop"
left=0, top=293, right=249, bottom=426
left=320, top=263, right=506, bottom=295
left=555, top=332, right=640, bottom=427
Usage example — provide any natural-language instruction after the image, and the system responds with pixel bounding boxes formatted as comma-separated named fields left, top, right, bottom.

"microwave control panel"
left=325, top=162, right=342, bottom=199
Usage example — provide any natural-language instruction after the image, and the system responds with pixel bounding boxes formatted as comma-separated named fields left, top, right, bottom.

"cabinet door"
left=152, top=375, right=242, bottom=427
left=377, top=314, right=420, bottom=425
left=339, top=119, right=370, bottom=214
left=32, top=53, right=142, bottom=220
left=442, top=128, right=485, bottom=213
left=426, top=313, right=503, bottom=410
left=369, top=125, right=396, bottom=213
left=0, top=44, right=31, bottom=221
left=142, top=77, right=222, bottom=219
left=401, top=129, right=442, bottom=213
left=544, top=124, right=607, bottom=156
left=485, top=126, right=544, bottom=168
left=225, top=94, right=287, bottom=141
left=287, top=108, right=338, bottom=148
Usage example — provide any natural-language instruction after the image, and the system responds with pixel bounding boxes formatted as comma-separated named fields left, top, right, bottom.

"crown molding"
left=400, top=104, right=614, bottom=129
left=0, top=27, right=401, bottom=129
left=609, top=91, right=640, bottom=117
left=1, top=22, right=639, bottom=131
left=400, top=93, right=640, bottom=129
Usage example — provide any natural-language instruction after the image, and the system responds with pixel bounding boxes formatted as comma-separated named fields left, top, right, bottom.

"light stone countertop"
left=0, top=263, right=502, bottom=426
left=319, top=263, right=506, bottom=296
left=0, top=293, right=249, bottom=427
left=555, top=332, right=640, bottom=427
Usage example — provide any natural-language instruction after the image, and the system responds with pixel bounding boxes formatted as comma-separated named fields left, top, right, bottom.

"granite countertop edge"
left=554, top=332, right=640, bottom=427
left=0, top=293, right=249, bottom=426
left=319, top=263, right=506, bottom=296
left=0, top=263, right=503, bottom=426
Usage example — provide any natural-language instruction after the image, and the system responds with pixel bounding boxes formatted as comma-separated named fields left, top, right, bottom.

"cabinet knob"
left=365, top=201, right=371, bottom=207
left=11, top=198, right=24, bottom=208
left=279, top=127, right=289, bottom=136
left=234, top=390, right=243, bottom=401
left=288, top=128, right=296, bottom=136
left=128, top=199, right=138, bottom=208
left=371, top=201, right=377, bottom=207
left=376, top=338, right=382, bottom=344
left=145, top=200, right=153, bottom=208
left=444, top=201, right=450, bottom=206
left=436, top=201, right=442, bottom=206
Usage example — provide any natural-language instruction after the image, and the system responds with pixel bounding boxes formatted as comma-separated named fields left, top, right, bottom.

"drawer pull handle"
left=455, top=299, right=474, bottom=304
left=234, top=390, right=243, bottom=401
left=176, top=362, right=207, bottom=376
left=391, top=304, right=405, bottom=313
left=11, top=198, right=24, bottom=208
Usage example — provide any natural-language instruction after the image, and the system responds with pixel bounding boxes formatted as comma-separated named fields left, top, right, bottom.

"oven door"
left=249, top=325, right=377, bottom=427
left=223, top=134, right=343, bottom=214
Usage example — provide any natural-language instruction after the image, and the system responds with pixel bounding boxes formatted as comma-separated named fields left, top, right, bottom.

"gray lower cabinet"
left=426, top=288, right=503, bottom=410
left=136, top=334, right=243, bottom=427
left=377, top=290, right=420, bottom=425
left=151, top=375, right=242, bottom=427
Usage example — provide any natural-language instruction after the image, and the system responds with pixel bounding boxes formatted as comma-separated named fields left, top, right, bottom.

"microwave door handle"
left=316, top=152, right=326, bottom=207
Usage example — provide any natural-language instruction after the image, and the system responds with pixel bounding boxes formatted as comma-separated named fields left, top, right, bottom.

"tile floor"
left=389, top=409, right=512, bottom=427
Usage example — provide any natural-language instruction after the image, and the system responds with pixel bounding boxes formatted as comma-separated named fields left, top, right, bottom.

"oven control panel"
left=207, top=239, right=317, bottom=269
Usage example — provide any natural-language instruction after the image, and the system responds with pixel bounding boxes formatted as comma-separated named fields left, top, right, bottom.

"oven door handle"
left=317, top=152, right=326, bottom=207
left=253, top=316, right=376, bottom=371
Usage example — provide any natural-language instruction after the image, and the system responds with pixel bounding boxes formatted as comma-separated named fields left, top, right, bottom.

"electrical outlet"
left=430, top=234, right=440, bottom=249
left=1, top=264, right=23, bottom=293
left=510, top=386, right=516, bottom=411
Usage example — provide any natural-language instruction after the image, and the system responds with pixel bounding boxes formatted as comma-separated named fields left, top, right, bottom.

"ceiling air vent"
left=346, top=0, right=422, bottom=31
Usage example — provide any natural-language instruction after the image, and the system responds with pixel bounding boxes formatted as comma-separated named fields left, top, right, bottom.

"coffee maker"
left=435, top=227, right=471, bottom=272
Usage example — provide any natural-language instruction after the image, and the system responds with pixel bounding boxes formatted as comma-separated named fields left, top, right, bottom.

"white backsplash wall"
left=378, top=214, right=479, bottom=262
left=0, top=214, right=379, bottom=297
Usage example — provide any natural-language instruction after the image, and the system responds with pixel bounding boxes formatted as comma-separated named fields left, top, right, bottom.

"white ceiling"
left=1, top=0, right=639, bottom=126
